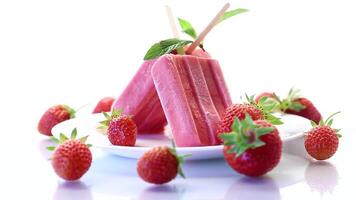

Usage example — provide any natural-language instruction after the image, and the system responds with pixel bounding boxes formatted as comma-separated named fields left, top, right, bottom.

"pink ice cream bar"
left=112, top=60, right=167, bottom=133
left=113, top=49, right=210, bottom=134
left=151, top=54, right=232, bottom=146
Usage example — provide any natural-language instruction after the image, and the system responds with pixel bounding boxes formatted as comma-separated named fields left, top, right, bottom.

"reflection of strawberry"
left=216, top=95, right=282, bottom=142
left=305, top=112, right=341, bottom=160
left=220, top=115, right=282, bottom=177
left=137, top=145, right=188, bottom=184
left=47, top=128, right=92, bottom=181
left=38, top=105, right=75, bottom=136
left=92, top=97, right=115, bottom=114
left=304, top=162, right=338, bottom=194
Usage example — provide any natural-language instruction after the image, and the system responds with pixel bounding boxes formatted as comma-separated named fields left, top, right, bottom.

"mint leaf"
left=178, top=18, right=197, bottom=39
left=144, top=39, right=193, bottom=60
left=220, top=8, right=249, bottom=22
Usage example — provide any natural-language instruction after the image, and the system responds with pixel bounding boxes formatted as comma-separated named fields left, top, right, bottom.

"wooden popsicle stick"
left=165, top=5, right=180, bottom=38
left=186, top=3, right=230, bottom=54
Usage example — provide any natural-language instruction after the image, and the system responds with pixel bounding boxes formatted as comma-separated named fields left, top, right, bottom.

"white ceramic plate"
left=52, top=113, right=310, bottom=160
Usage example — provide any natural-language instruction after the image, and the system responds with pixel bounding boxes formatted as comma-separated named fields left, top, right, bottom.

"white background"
left=1, top=0, right=356, bottom=199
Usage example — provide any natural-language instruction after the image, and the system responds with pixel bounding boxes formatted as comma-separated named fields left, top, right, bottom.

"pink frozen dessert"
left=151, top=54, right=232, bottom=146
left=112, top=49, right=210, bottom=134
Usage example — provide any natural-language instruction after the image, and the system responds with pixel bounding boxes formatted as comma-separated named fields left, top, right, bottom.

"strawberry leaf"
left=111, top=109, right=122, bottom=118
left=46, top=146, right=55, bottom=151
left=327, top=119, right=333, bottom=127
left=289, top=102, right=305, bottom=112
left=103, top=112, right=111, bottom=120
left=220, top=115, right=275, bottom=157
left=59, top=133, right=68, bottom=143
left=79, top=135, right=89, bottom=144
left=169, top=141, right=190, bottom=179
left=310, top=120, right=318, bottom=127
left=50, top=136, right=60, bottom=144
left=63, top=104, right=76, bottom=118
left=71, top=128, right=78, bottom=139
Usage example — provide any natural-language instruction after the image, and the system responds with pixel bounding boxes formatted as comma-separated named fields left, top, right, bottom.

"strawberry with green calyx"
left=97, top=108, right=123, bottom=130
left=277, top=88, right=307, bottom=112
left=38, top=105, right=76, bottom=136
left=305, top=112, right=341, bottom=160
left=220, top=115, right=282, bottom=177
left=137, top=142, right=190, bottom=184
left=97, top=108, right=137, bottom=146
left=245, top=94, right=283, bottom=125
left=255, top=92, right=281, bottom=113
left=216, top=94, right=283, bottom=143
left=256, top=88, right=322, bottom=123
left=47, top=128, right=92, bottom=181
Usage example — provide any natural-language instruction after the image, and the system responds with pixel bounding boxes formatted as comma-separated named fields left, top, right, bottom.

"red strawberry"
left=216, top=95, right=283, bottom=142
left=106, top=109, right=137, bottom=146
left=137, top=145, right=187, bottom=184
left=285, top=97, right=321, bottom=124
left=216, top=104, right=263, bottom=134
left=305, top=112, right=341, bottom=160
left=92, top=97, right=115, bottom=114
left=220, top=116, right=282, bottom=177
left=38, top=105, right=75, bottom=136
left=47, top=128, right=92, bottom=181
left=257, top=88, right=322, bottom=123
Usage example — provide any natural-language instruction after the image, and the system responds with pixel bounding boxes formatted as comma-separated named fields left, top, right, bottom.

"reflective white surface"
left=1, top=0, right=356, bottom=199
left=1, top=135, right=354, bottom=200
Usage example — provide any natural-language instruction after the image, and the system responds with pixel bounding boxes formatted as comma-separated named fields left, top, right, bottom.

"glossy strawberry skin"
left=52, top=140, right=92, bottom=181
left=92, top=97, right=115, bottom=114
left=285, top=97, right=321, bottom=123
left=108, top=116, right=137, bottom=146
left=137, top=146, right=178, bottom=184
left=38, top=105, right=72, bottom=136
left=223, top=120, right=282, bottom=177
left=216, top=104, right=263, bottom=140
left=305, top=126, right=339, bottom=160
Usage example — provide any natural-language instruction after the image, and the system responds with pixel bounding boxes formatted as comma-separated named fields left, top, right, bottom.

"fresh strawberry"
left=92, top=97, right=115, bottom=114
left=305, top=112, right=341, bottom=160
left=103, top=109, right=137, bottom=146
left=47, top=128, right=92, bottom=181
left=216, top=104, right=263, bottom=134
left=137, top=145, right=188, bottom=184
left=38, top=105, right=75, bottom=136
left=216, top=95, right=282, bottom=142
left=97, top=108, right=122, bottom=129
left=256, top=89, right=322, bottom=123
left=285, top=97, right=321, bottom=124
left=220, top=115, right=282, bottom=177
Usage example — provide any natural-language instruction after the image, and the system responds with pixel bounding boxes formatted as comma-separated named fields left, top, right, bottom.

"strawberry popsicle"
left=112, top=60, right=166, bottom=133
left=112, top=49, right=210, bottom=134
left=151, top=54, right=232, bottom=146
